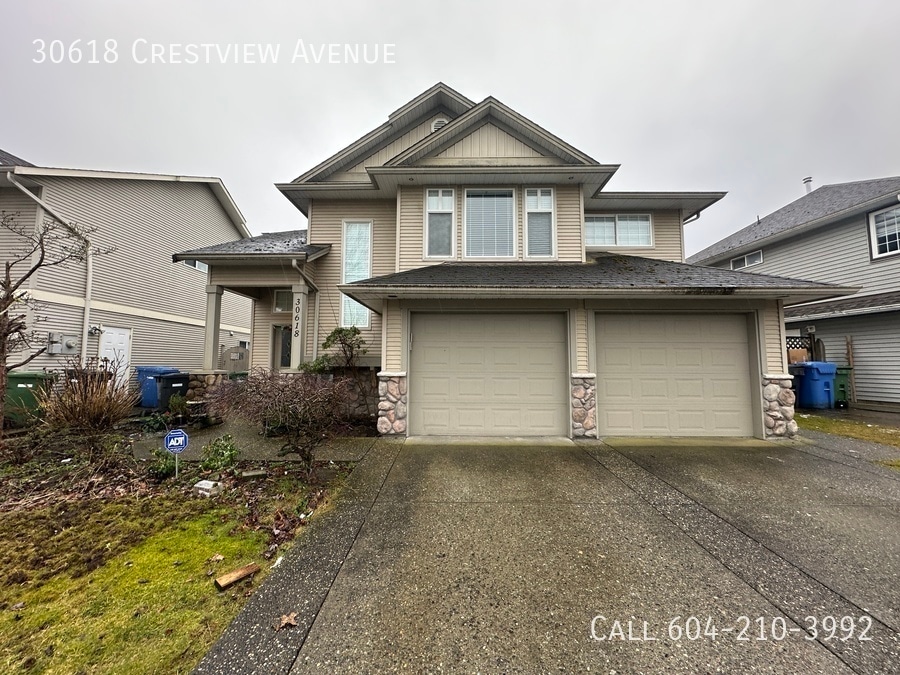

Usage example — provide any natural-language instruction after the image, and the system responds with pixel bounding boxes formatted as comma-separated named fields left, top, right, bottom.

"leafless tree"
left=0, top=210, right=106, bottom=444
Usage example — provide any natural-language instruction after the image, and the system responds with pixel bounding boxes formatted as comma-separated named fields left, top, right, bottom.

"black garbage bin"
left=156, top=372, right=190, bottom=411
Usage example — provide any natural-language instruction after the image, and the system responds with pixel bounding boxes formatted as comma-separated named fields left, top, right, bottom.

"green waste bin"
left=835, top=366, right=853, bottom=406
left=4, top=371, right=55, bottom=425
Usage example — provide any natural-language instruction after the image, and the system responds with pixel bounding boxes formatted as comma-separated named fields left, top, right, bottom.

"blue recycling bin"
left=793, top=361, right=837, bottom=409
left=135, top=366, right=180, bottom=408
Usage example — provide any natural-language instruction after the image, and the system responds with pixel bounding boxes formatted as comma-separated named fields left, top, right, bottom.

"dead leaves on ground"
left=274, top=611, right=298, bottom=631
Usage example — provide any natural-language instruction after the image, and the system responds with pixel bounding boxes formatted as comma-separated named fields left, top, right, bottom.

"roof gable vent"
left=431, top=117, right=449, bottom=133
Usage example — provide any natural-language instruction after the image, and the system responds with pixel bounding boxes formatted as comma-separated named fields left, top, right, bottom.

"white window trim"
left=341, top=219, right=372, bottom=329
left=183, top=259, right=209, bottom=273
left=524, top=187, right=556, bottom=259
left=869, top=205, right=900, bottom=259
left=730, top=249, right=764, bottom=270
left=423, top=188, right=456, bottom=260
left=584, top=214, right=654, bottom=248
left=273, top=288, right=292, bottom=313
left=462, top=187, right=518, bottom=260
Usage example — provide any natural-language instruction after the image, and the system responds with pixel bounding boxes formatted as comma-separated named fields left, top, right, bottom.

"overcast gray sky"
left=3, top=0, right=898, bottom=255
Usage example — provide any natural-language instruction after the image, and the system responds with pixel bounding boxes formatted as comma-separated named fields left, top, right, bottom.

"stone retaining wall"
left=762, top=374, right=797, bottom=438
left=186, top=371, right=227, bottom=401
left=377, top=372, right=407, bottom=435
left=571, top=373, right=597, bottom=438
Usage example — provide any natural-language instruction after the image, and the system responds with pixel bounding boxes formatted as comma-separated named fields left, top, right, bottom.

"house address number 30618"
left=293, top=297, right=302, bottom=338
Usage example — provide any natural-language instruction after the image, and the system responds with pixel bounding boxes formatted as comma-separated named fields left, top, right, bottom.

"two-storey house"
left=178, top=85, right=846, bottom=439
left=1, top=149, right=252, bottom=381
left=688, top=177, right=900, bottom=406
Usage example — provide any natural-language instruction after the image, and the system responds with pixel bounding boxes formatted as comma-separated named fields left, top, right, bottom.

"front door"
left=98, top=326, right=132, bottom=384
left=273, top=325, right=292, bottom=369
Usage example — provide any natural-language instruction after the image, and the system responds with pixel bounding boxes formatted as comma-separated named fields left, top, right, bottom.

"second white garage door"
left=409, top=313, right=569, bottom=436
left=596, top=313, right=754, bottom=436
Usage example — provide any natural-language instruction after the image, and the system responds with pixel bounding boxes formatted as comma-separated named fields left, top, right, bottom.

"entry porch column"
left=203, top=285, right=223, bottom=370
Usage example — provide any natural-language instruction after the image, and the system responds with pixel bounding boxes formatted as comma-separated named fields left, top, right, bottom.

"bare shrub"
left=209, top=368, right=350, bottom=475
left=37, top=359, right=138, bottom=458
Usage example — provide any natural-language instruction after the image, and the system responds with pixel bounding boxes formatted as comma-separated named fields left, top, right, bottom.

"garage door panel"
left=410, top=313, right=568, bottom=436
left=597, top=313, right=753, bottom=436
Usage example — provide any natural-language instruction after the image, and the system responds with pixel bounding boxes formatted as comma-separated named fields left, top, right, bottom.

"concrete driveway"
left=196, top=436, right=900, bottom=674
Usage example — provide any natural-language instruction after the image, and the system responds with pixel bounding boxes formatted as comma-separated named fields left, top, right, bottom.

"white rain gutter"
left=7, top=172, right=93, bottom=365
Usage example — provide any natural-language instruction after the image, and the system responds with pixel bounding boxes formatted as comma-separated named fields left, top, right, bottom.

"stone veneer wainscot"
left=571, top=373, right=597, bottom=438
left=762, top=374, right=798, bottom=438
left=377, top=372, right=407, bottom=435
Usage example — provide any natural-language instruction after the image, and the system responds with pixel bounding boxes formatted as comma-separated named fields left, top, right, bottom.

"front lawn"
left=0, top=436, right=349, bottom=673
left=795, top=413, right=900, bottom=450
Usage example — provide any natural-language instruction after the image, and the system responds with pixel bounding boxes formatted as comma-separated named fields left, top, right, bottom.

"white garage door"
left=596, top=313, right=753, bottom=436
left=409, top=313, right=569, bottom=436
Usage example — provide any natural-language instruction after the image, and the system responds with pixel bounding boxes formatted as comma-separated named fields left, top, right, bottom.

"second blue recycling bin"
left=793, top=361, right=837, bottom=409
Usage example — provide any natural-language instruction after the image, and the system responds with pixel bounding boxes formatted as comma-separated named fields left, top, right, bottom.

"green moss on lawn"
left=1, top=506, right=267, bottom=674
left=795, top=413, right=900, bottom=450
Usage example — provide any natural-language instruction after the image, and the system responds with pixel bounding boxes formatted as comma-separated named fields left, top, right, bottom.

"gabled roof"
left=383, top=96, right=599, bottom=167
left=2, top=164, right=250, bottom=237
left=290, top=83, right=475, bottom=185
left=688, top=177, right=900, bottom=265
left=0, top=148, right=35, bottom=167
left=340, top=255, right=853, bottom=312
left=173, top=230, right=329, bottom=263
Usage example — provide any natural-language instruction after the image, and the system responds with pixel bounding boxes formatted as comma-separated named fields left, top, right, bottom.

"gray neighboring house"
left=0, top=148, right=253, bottom=381
left=688, top=177, right=900, bottom=406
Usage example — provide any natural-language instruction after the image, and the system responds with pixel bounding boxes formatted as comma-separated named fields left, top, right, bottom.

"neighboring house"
left=177, top=84, right=847, bottom=439
left=688, top=177, right=900, bottom=406
left=0, top=148, right=253, bottom=381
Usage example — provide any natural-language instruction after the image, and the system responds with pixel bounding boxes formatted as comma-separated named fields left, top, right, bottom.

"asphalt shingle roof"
left=176, top=230, right=320, bottom=257
left=349, top=255, right=836, bottom=291
left=0, top=148, right=35, bottom=167
left=784, top=290, right=900, bottom=320
left=687, top=177, right=900, bottom=265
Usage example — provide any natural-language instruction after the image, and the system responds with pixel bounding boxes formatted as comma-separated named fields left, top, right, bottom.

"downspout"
left=7, top=172, right=93, bottom=365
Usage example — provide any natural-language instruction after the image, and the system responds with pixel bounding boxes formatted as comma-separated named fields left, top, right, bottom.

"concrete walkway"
left=195, top=435, right=900, bottom=674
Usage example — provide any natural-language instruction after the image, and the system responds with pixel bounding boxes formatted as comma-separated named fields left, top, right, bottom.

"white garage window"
left=342, top=220, right=371, bottom=328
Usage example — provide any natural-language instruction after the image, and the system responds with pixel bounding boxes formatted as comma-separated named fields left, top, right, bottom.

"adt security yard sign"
left=164, top=429, right=189, bottom=453
left=164, top=429, right=189, bottom=478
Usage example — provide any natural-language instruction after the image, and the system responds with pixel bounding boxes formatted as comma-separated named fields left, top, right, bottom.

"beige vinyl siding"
left=11, top=302, right=248, bottom=374
left=250, top=290, right=280, bottom=369
left=720, top=214, right=900, bottom=296
left=423, top=123, right=563, bottom=165
left=8, top=301, right=84, bottom=373
left=308, top=199, right=396, bottom=363
left=586, top=210, right=684, bottom=262
left=574, top=307, right=589, bottom=372
left=32, top=176, right=250, bottom=329
left=329, top=114, right=451, bottom=182
left=384, top=300, right=402, bottom=371
left=762, top=300, right=787, bottom=373
left=0, top=189, right=42, bottom=280
left=555, top=185, right=583, bottom=262
left=398, top=186, right=426, bottom=271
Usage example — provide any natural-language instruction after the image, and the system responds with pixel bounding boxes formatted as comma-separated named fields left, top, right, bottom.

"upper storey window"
left=730, top=250, right=763, bottom=270
left=465, top=189, right=515, bottom=258
left=585, top=214, right=652, bottom=247
left=870, top=206, right=900, bottom=258
left=525, top=188, right=554, bottom=258
left=425, top=189, right=455, bottom=258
